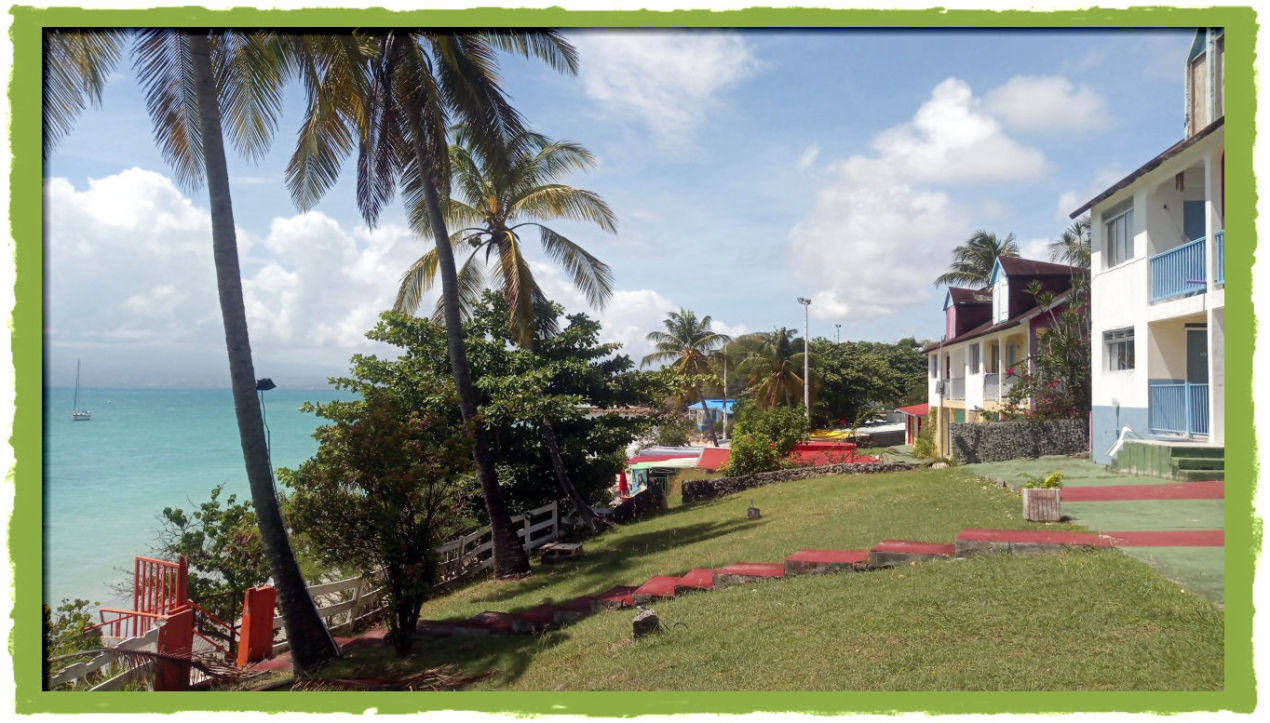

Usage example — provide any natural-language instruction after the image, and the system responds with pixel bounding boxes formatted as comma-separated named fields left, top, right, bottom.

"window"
left=1104, top=199, right=1134, bottom=268
left=930, top=354, right=938, bottom=378
left=969, top=343, right=981, bottom=373
left=1105, top=328, right=1135, bottom=371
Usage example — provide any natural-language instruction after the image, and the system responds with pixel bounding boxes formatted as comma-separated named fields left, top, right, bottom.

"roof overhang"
left=1069, top=117, right=1224, bottom=219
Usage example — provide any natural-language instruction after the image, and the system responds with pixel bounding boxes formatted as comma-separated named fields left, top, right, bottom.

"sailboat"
left=71, top=360, right=91, bottom=421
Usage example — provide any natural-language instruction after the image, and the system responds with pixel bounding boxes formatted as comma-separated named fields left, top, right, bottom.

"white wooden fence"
left=49, top=501, right=561, bottom=687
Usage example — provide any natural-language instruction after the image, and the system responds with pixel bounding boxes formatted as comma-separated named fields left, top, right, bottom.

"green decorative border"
left=9, top=4, right=1258, bottom=715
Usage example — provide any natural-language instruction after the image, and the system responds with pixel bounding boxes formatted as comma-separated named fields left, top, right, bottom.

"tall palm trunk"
left=696, top=383, right=719, bottom=447
left=189, top=34, right=338, bottom=673
left=413, top=136, right=531, bottom=578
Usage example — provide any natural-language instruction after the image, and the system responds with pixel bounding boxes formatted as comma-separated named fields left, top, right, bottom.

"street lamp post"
left=835, top=323, right=841, bottom=344
left=797, top=297, right=811, bottom=422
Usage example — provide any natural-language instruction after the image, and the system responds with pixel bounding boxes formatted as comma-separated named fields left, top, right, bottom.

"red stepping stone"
left=955, top=528, right=1112, bottom=557
left=784, top=549, right=870, bottom=575
left=1105, top=530, right=1224, bottom=547
left=1062, top=481, right=1224, bottom=502
left=415, top=619, right=461, bottom=637
left=869, top=540, right=956, bottom=567
left=592, top=585, right=637, bottom=609
left=511, top=604, right=560, bottom=632
left=552, top=597, right=596, bottom=624
left=674, top=568, right=720, bottom=592
left=456, top=611, right=517, bottom=635
left=633, top=575, right=681, bottom=603
left=713, top=562, right=786, bottom=589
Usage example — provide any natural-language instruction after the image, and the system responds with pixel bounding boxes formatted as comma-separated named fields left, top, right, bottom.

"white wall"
left=1090, top=188, right=1149, bottom=410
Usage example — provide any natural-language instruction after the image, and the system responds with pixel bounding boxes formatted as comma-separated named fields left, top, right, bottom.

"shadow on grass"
left=405, top=628, right=572, bottom=688
left=466, top=516, right=764, bottom=607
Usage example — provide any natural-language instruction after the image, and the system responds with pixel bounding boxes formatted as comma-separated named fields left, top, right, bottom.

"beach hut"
left=896, top=403, right=929, bottom=446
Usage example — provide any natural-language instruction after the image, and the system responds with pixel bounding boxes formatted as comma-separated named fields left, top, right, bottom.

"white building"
left=1072, top=28, right=1225, bottom=475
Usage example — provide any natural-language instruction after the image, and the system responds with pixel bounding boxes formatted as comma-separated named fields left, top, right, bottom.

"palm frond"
left=513, top=185, right=617, bottom=232
left=133, top=29, right=205, bottom=191
left=477, top=29, right=579, bottom=76
left=43, top=29, right=126, bottom=156
left=286, top=33, right=363, bottom=211
left=535, top=224, right=614, bottom=309
left=215, top=30, right=290, bottom=163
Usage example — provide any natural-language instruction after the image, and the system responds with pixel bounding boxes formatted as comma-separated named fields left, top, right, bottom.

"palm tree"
left=732, top=328, right=814, bottom=410
left=394, top=128, right=615, bottom=532
left=44, top=29, right=340, bottom=672
left=396, top=127, right=616, bottom=344
left=641, top=310, right=731, bottom=447
left=286, top=31, right=578, bottom=577
left=1050, top=216, right=1091, bottom=269
left=934, top=230, right=1020, bottom=288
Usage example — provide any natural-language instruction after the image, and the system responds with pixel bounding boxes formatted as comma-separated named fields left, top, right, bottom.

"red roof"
left=697, top=447, right=731, bottom=470
left=896, top=403, right=929, bottom=416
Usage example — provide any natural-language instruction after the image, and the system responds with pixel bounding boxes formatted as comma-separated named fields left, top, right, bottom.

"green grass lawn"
left=318, top=466, right=1224, bottom=691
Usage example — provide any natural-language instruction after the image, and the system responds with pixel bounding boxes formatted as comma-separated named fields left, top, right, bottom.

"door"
left=1186, top=326, right=1209, bottom=436
left=1183, top=200, right=1206, bottom=242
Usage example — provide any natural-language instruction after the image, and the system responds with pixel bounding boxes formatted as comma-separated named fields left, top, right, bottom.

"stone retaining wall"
left=948, top=418, right=1088, bottom=464
left=682, top=462, right=915, bottom=503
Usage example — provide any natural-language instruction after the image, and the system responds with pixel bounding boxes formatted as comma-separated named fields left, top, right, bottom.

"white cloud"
left=1019, top=236, right=1053, bottom=261
left=1056, top=163, right=1128, bottom=220
left=797, top=144, right=821, bottom=170
left=983, top=74, right=1111, bottom=133
left=865, top=78, right=1047, bottom=183
left=571, top=30, right=761, bottom=150
left=785, top=77, right=1047, bottom=324
left=45, top=170, right=429, bottom=384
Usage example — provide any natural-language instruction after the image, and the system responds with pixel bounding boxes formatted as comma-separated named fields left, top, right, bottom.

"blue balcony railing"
left=1215, top=229, right=1225, bottom=286
left=1148, top=381, right=1209, bottom=437
left=1149, top=236, right=1207, bottom=302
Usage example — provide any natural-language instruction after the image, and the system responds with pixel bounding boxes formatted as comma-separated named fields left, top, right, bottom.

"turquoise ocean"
left=42, top=386, right=354, bottom=611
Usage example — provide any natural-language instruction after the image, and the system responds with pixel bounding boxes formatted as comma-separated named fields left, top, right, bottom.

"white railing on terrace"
left=984, top=373, right=999, bottom=400
left=946, top=377, right=965, bottom=400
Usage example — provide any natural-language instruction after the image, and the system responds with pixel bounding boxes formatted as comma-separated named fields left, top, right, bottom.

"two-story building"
left=925, top=256, right=1085, bottom=457
left=1072, top=28, right=1224, bottom=477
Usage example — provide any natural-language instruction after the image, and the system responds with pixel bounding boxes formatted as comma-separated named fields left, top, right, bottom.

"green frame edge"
left=8, top=3, right=1258, bottom=716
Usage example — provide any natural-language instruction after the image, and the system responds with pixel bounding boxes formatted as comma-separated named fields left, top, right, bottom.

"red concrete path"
left=1062, top=481, right=1223, bottom=502
left=1105, top=530, right=1225, bottom=547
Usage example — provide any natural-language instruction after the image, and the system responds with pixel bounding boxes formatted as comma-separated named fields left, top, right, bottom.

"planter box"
left=1022, top=488, right=1062, bottom=522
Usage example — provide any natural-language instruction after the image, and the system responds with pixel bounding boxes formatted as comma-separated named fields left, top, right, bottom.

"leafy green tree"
left=934, top=230, right=1020, bottom=288
left=155, top=485, right=271, bottom=656
left=45, top=28, right=338, bottom=670
left=809, top=338, right=927, bottom=427
left=283, top=385, right=472, bottom=657
left=1002, top=274, right=1091, bottom=420
left=287, top=30, right=577, bottom=579
left=641, top=309, right=732, bottom=446
left=43, top=599, right=99, bottom=685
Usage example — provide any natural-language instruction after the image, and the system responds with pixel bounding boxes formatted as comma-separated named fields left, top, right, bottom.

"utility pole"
left=797, top=297, right=811, bottom=422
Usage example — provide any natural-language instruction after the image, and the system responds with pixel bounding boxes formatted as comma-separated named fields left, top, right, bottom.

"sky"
left=41, top=25, right=1198, bottom=388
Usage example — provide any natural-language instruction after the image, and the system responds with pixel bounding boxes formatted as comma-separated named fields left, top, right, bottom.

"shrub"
left=724, top=406, right=808, bottom=476
left=1021, top=471, right=1064, bottom=489
left=913, top=423, right=936, bottom=458
left=655, top=414, right=692, bottom=447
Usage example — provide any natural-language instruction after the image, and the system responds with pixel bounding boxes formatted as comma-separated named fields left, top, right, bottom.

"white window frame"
left=1104, top=199, right=1134, bottom=269
left=1105, top=327, right=1135, bottom=371
left=969, top=343, right=981, bottom=374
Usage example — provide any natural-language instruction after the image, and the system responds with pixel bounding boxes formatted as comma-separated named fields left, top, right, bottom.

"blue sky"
left=42, top=26, right=1197, bottom=388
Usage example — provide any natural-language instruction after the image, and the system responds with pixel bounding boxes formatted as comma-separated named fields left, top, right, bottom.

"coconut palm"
left=286, top=31, right=578, bottom=577
left=44, top=29, right=339, bottom=671
left=732, top=328, right=815, bottom=410
left=1050, top=216, right=1091, bottom=269
left=394, top=127, right=615, bottom=532
left=934, top=230, right=1020, bottom=288
left=641, top=309, right=731, bottom=447
left=396, top=127, right=616, bottom=345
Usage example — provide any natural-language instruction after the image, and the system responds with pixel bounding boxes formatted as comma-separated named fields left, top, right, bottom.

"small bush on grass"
left=1021, top=471, right=1064, bottom=489
left=723, top=405, right=808, bottom=476
left=913, top=422, right=935, bottom=458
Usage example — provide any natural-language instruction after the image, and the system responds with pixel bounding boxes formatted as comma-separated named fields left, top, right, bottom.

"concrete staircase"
left=1113, top=441, right=1224, bottom=481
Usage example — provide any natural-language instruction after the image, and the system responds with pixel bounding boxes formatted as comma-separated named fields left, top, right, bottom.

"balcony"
left=1149, top=236, right=1207, bottom=302
left=1148, top=381, right=1209, bottom=437
left=944, top=377, right=965, bottom=400
left=984, top=373, right=998, bottom=401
